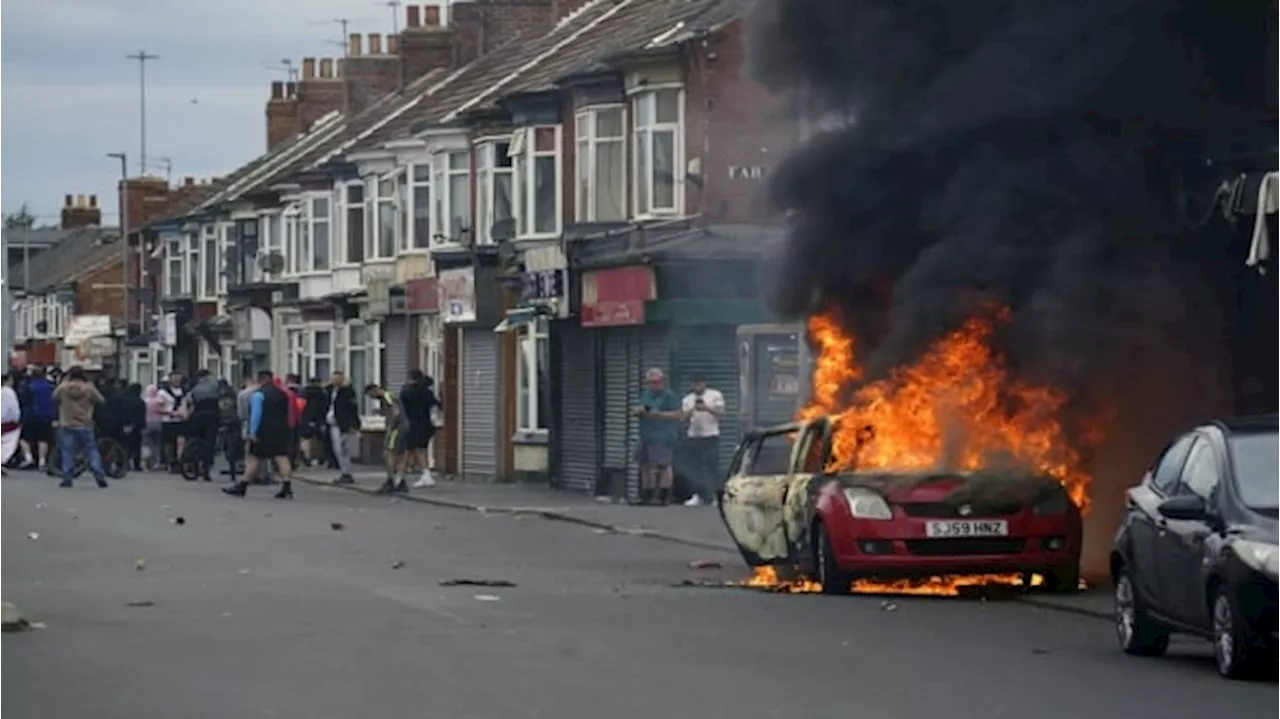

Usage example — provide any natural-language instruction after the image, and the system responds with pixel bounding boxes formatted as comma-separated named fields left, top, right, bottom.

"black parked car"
left=1110, top=415, right=1278, bottom=678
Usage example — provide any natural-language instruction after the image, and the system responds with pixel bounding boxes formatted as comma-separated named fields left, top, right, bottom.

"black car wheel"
left=814, top=522, right=853, bottom=596
left=1212, top=588, right=1262, bottom=679
left=1114, top=569, right=1169, bottom=656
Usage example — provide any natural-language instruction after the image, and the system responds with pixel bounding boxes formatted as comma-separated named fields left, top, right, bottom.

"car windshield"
left=1228, top=430, right=1278, bottom=510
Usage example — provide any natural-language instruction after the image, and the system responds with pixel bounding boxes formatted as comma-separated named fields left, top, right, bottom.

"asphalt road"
left=3, top=473, right=1274, bottom=719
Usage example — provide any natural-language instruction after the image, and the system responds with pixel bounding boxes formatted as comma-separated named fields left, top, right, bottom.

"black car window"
left=1227, top=430, right=1279, bottom=510
left=1177, top=438, right=1221, bottom=504
left=745, top=429, right=797, bottom=475
left=1151, top=434, right=1195, bottom=494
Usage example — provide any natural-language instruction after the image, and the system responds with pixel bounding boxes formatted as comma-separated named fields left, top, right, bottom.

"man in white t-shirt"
left=157, top=372, right=187, bottom=471
left=680, top=375, right=725, bottom=507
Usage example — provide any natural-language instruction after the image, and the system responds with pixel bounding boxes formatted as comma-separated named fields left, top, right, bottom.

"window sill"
left=513, top=233, right=561, bottom=244
left=297, top=270, right=333, bottom=278
left=364, top=257, right=396, bottom=265
left=512, top=427, right=550, bottom=444
left=397, top=248, right=432, bottom=257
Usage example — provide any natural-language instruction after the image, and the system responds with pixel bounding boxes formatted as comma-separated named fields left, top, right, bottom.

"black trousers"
left=124, top=430, right=143, bottom=469
left=683, top=436, right=721, bottom=501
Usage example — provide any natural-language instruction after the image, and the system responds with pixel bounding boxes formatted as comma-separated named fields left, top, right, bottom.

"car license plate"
left=925, top=520, right=1009, bottom=538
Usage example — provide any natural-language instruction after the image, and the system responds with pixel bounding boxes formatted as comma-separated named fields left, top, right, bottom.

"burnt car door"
left=1126, top=434, right=1196, bottom=606
left=1156, top=436, right=1223, bottom=627
left=720, top=425, right=804, bottom=565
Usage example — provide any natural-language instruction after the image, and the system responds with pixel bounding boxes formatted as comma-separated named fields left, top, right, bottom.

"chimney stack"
left=184, top=177, right=195, bottom=187
left=407, top=5, right=421, bottom=27
left=368, top=33, right=382, bottom=54
left=60, top=191, right=104, bottom=229
left=349, top=33, right=362, bottom=56
left=301, top=57, right=317, bottom=79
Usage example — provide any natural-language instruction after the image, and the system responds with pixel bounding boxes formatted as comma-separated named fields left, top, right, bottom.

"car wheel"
left=1043, top=565, right=1081, bottom=594
left=1114, top=569, right=1169, bottom=656
left=1212, top=588, right=1261, bottom=679
left=814, top=523, right=853, bottom=596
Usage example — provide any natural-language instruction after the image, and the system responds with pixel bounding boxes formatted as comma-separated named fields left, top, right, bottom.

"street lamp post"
left=108, top=152, right=129, bottom=379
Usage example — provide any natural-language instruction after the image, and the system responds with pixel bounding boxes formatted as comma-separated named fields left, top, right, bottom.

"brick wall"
left=685, top=20, right=797, bottom=223
left=345, top=33, right=403, bottom=113
left=75, top=256, right=136, bottom=322
left=265, top=58, right=346, bottom=151
left=60, top=194, right=102, bottom=228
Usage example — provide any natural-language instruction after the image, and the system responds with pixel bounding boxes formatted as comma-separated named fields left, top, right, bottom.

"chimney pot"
left=368, top=33, right=382, bottom=54
left=64, top=194, right=73, bottom=208
left=89, top=195, right=98, bottom=208
left=406, top=5, right=421, bottom=27
left=424, top=4, right=440, bottom=26
left=285, top=81, right=298, bottom=98
left=270, top=80, right=284, bottom=100
left=184, top=177, right=195, bottom=187
left=76, top=194, right=87, bottom=208
left=319, top=58, right=334, bottom=78
left=386, top=34, right=399, bottom=54
left=349, top=33, right=362, bottom=56
left=301, top=57, right=317, bottom=79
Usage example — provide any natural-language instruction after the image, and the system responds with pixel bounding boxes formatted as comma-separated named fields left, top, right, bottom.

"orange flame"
left=750, top=306, right=1103, bottom=596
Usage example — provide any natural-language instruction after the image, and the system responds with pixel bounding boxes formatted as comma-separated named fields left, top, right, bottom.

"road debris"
left=880, top=601, right=898, bottom=612
left=390, top=559, right=406, bottom=569
left=172, top=516, right=186, bottom=526
left=26, top=532, right=39, bottom=540
left=329, top=521, right=345, bottom=531
left=134, top=559, right=148, bottom=571
left=2, top=602, right=30, bottom=632
left=35, top=502, right=46, bottom=509
left=125, top=600, right=156, bottom=608
left=237, top=569, right=252, bottom=575
left=472, top=594, right=501, bottom=602
left=439, top=579, right=517, bottom=588
left=687, top=559, right=722, bottom=570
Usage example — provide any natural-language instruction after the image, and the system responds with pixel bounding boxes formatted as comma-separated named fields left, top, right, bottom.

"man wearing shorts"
left=365, top=383, right=409, bottom=494
left=630, top=368, right=683, bottom=505
left=223, top=370, right=294, bottom=499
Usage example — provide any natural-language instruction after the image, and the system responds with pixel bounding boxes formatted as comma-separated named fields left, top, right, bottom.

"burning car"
left=718, top=415, right=1083, bottom=594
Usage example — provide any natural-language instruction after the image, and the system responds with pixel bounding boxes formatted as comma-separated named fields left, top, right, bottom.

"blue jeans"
left=60, top=426, right=104, bottom=481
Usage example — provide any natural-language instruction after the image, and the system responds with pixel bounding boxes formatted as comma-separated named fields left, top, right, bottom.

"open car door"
left=719, top=419, right=832, bottom=567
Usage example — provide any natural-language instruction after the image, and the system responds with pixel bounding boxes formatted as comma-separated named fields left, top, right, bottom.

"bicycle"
left=48, top=431, right=128, bottom=480
left=181, top=422, right=242, bottom=482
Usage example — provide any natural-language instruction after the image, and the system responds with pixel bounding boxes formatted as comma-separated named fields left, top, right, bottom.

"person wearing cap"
left=680, top=374, right=726, bottom=507
left=630, top=367, right=683, bottom=505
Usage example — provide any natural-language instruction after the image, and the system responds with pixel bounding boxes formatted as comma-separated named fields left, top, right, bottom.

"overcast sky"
left=2, top=0, right=404, bottom=225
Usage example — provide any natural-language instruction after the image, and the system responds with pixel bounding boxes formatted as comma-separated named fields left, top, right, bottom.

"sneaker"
left=58, top=480, right=73, bottom=488
left=334, top=474, right=355, bottom=485
left=412, top=473, right=436, bottom=489
left=394, top=479, right=409, bottom=493
left=95, top=478, right=109, bottom=488
left=683, top=496, right=704, bottom=507
left=374, top=478, right=397, bottom=495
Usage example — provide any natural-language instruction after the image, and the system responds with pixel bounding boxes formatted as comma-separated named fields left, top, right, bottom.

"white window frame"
left=165, top=234, right=186, bottom=296
left=286, top=327, right=310, bottom=379
left=199, top=224, right=219, bottom=300
left=201, top=339, right=223, bottom=378
left=629, top=86, right=685, bottom=218
left=407, top=163, right=432, bottom=251
left=305, top=193, right=332, bottom=272
left=474, top=139, right=514, bottom=245
left=575, top=105, right=627, bottom=222
left=516, top=316, right=549, bottom=432
left=218, top=223, right=234, bottom=295
left=282, top=203, right=303, bottom=276
left=343, top=321, right=384, bottom=416
left=259, top=211, right=283, bottom=278
left=13, top=300, right=28, bottom=341
left=431, top=151, right=471, bottom=245
left=341, top=181, right=366, bottom=265
left=368, top=172, right=401, bottom=261
left=312, top=327, right=334, bottom=379
left=186, top=231, right=200, bottom=299
left=511, top=125, right=563, bottom=238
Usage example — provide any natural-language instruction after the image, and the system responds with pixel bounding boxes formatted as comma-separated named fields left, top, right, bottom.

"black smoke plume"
left=749, top=0, right=1275, bottom=401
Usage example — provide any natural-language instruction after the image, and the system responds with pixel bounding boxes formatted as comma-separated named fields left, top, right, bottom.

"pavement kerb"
left=296, top=474, right=1114, bottom=619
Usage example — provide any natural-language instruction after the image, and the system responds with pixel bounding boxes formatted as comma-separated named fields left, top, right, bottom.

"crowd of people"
left=0, top=363, right=443, bottom=500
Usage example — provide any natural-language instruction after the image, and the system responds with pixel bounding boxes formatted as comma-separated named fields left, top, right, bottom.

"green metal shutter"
left=460, top=327, right=499, bottom=479
left=600, top=327, right=635, bottom=477
left=382, top=316, right=411, bottom=395
left=556, top=322, right=598, bottom=493
left=669, top=325, right=740, bottom=472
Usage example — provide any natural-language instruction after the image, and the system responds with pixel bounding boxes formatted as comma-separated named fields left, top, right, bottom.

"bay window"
left=511, top=126, right=562, bottom=237
left=218, top=223, right=233, bottom=293
left=410, top=164, right=431, bottom=249
left=343, top=183, right=365, bottom=264
left=200, top=225, right=218, bottom=299
left=576, top=106, right=626, bottom=222
left=475, top=140, right=513, bottom=245
left=344, top=322, right=384, bottom=415
left=308, top=195, right=331, bottom=271
left=516, top=316, right=550, bottom=432
left=186, top=231, right=199, bottom=297
left=201, top=339, right=223, bottom=378
left=286, top=327, right=309, bottom=379
left=283, top=204, right=303, bottom=275
left=631, top=87, right=683, bottom=216
left=262, top=212, right=282, bottom=276
left=165, top=235, right=185, bottom=296
left=286, top=326, right=336, bottom=380
left=237, top=218, right=259, bottom=284
left=432, top=151, right=471, bottom=244
left=370, top=173, right=399, bottom=260
left=313, top=328, right=333, bottom=379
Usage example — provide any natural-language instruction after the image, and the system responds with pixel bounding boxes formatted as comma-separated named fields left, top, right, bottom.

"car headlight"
left=1033, top=491, right=1071, bottom=516
left=1233, top=540, right=1280, bottom=577
left=843, top=488, right=893, bottom=520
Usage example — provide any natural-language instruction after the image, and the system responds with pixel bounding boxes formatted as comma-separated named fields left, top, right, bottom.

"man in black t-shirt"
left=223, top=371, right=294, bottom=499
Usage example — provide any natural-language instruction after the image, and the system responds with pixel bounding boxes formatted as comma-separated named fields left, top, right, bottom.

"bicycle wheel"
left=99, top=438, right=129, bottom=479
left=179, top=439, right=208, bottom=481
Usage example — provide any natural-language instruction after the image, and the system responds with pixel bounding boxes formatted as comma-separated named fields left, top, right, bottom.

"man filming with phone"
left=680, top=374, right=725, bottom=507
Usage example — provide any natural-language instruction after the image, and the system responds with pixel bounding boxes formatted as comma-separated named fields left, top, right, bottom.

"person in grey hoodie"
left=53, top=365, right=107, bottom=488
left=184, top=370, right=222, bottom=481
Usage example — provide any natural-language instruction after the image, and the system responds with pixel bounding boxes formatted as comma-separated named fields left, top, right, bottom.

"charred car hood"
left=831, top=471, right=1062, bottom=507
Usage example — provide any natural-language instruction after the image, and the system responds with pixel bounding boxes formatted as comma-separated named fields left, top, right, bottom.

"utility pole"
left=126, top=51, right=159, bottom=175
left=108, top=153, right=129, bottom=379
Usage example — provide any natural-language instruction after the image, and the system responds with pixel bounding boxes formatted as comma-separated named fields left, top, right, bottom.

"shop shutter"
left=382, top=316, right=412, bottom=395
left=600, top=327, right=635, bottom=476
left=460, top=328, right=499, bottom=479
left=555, top=322, right=598, bottom=493
left=669, top=325, right=740, bottom=473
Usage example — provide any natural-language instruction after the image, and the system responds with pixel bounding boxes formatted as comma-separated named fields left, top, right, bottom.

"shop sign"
left=580, top=266, right=656, bottom=328
left=405, top=276, right=439, bottom=314
left=519, top=269, right=565, bottom=307
left=438, top=267, right=476, bottom=324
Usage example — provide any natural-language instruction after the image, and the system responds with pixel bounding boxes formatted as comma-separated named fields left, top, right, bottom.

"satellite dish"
left=258, top=251, right=285, bottom=275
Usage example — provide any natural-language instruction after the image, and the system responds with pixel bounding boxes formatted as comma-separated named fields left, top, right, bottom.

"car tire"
left=1043, top=565, right=1081, bottom=594
left=1211, top=587, right=1262, bottom=679
left=813, top=522, right=853, bottom=596
left=1114, top=569, right=1169, bottom=657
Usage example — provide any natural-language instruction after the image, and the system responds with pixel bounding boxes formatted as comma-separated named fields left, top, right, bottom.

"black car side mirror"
left=1157, top=494, right=1207, bottom=521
